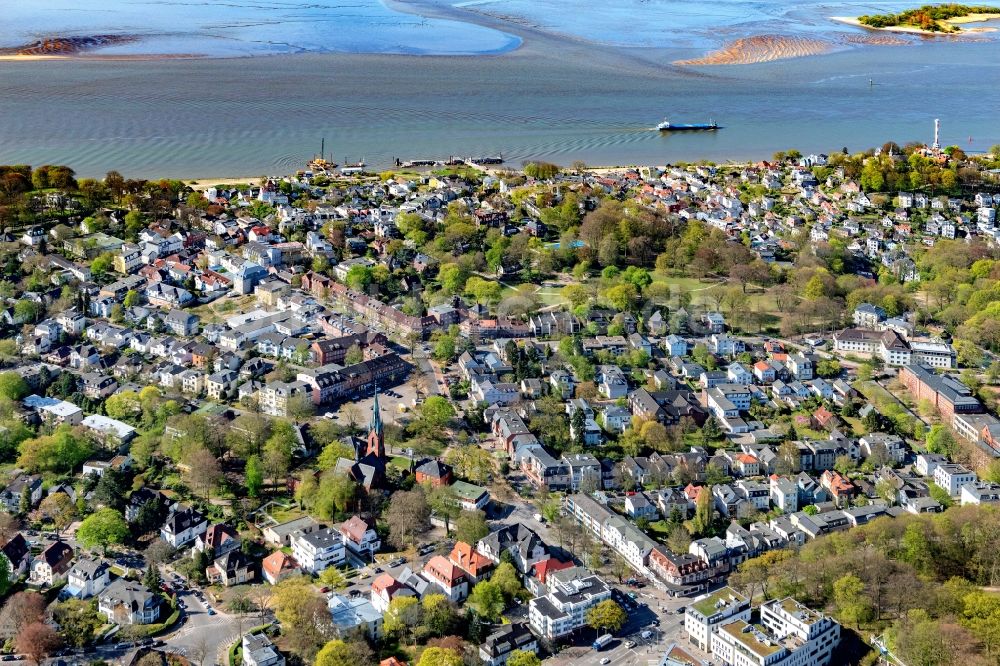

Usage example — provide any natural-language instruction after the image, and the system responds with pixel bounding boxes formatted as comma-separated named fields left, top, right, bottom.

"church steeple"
left=365, top=385, right=385, bottom=460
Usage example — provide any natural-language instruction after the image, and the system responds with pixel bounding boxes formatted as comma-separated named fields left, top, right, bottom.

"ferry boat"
left=657, top=119, right=719, bottom=131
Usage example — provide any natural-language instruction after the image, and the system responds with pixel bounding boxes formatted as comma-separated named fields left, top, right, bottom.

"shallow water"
left=0, top=0, right=520, bottom=56
left=1, top=1, right=999, bottom=177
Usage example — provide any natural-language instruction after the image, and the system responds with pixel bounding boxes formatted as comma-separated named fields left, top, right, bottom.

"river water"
left=1, top=0, right=999, bottom=177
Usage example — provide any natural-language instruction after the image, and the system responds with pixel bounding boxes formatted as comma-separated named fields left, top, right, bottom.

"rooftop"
left=720, top=620, right=783, bottom=658
left=691, top=586, right=748, bottom=617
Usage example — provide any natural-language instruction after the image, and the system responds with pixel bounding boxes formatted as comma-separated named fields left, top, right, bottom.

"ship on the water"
left=657, top=119, right=719, bottom=131
left=307, top=138, right=338, bottom=172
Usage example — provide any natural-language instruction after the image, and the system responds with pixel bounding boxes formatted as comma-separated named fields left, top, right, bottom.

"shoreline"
left=829, top=14, right=1000, bottom=35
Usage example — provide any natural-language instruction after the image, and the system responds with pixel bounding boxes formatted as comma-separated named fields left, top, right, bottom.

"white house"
left=65, top=557, right=112, bottom=599
left=160, top=506, right=208, bottom=548
left=339, top=516, right=381, bottom=559
left=99, top=580, right=161, bottom=625
left=291, top=528, right=345, bottom=573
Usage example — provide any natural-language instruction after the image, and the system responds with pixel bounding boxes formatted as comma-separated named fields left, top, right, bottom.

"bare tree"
left=188, top=633, right=211, bottom=666
left=249, top=585, right=273, bottom=622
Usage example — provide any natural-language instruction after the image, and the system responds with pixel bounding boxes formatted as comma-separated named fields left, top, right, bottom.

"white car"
left=599, top=659, right=611, bottom=665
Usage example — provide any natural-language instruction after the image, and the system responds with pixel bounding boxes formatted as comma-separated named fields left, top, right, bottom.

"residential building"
left=708, top=598, right=840, bottom=666
left=528, top=567, right=611, bottom=640
left=30, top=540, right=74, bottom=586
left=206, top=551, right=255, bottom=587
left=933, top=463, right=976, bottom=496
left=328, top=593, right=383, bottom=640
left=99, top=580, right=161, bottom=625
left=243, top=633, right=285, bottom=666
left=161, top=506, right=208, bottom=548
left=477, top=524, right=550, bottom=574
left=684, top=587, right=751, bottom=651
left=479, top=623, right=538, bottom=666
left=291, top=528, right=346, bottom=573
left=423, top=555, right=470, bottom=601
left=65, top=557, right=111, bottom=599
left=339, top=516, right=381, bottom=559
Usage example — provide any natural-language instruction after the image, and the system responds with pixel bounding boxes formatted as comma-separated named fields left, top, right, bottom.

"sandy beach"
left=830, top=14, right=999, bottom=35
left=187, top=177, right=260, bottom=191
left=674, top=35, right=836, bottom=65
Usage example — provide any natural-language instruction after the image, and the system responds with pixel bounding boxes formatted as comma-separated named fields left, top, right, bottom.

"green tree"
left=427, top=484, right=460, bottom=536
left=343, top=344, right=364, bottom=366
left=833, top=573, right=874, bottom=628
left=690, top=486, right=714, bottom=537
left=0, top=372, right=28, bottom=401
left=961, top=591, right=1000, bottom=656
left=18, top=425, right=93, bottom=474
left=0, top=550, right=9, bottom=597
left=50, top=598, right=102, bottom=648
left=76, top=508, right=128, bottom=554
left=142, top=564, right=161, bottom=591
left=345, top=265, right=373, bottom=291
left=586, top=599, right=627, bottom=634
left=925, top=425, right=956, bottom=456
left=506, top=651, right=542, bottom=666
left=315, top=639, right=353, bottom=666
left=416, top=647, right=463, bottom=666
left=419, top=396, right=455, bottom=429
left=245, top=455, right=264, bottom=497
left=491, top=561, right=524, bottom=601
left=318, top=566, right=349, bottom=591
left=454, top=510, right=489, bottom=545
left=383, top=596, right=421, bottom=641
left=468, top=580, right=505, bottom=621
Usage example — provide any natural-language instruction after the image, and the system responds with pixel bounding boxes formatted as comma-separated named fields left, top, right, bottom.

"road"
left=161, top=588, right=247, bottom=665
left=412, top=349, right=444, bottom=397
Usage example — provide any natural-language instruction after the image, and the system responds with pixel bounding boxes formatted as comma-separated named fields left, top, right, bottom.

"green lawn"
left=500, top=282, right=568, bottom=307
left=390, top=456, right=413, bottom=470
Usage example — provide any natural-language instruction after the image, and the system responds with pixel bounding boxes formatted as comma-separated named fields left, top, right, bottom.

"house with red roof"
left=811, top=406, right=841, bottom=432
left=371, top=573, right=417, bottom=613
left=379, top=659, right=407, bottom=666
left=733, top=453, right=760, bottom=477
left=339, top=516, right=380, bottom=559
left=820, top=470, right=857, bottom=507
left=194, top=523, right=240, bottom=559
left=753, top=361, right=776, bottom=383
left=525, top=557, right=573, bottom=596
left=261, top=551, right=298, bottom=585
left=422, top=555, right=469, bottom=602
left=448, top=541, right=493, bottom=582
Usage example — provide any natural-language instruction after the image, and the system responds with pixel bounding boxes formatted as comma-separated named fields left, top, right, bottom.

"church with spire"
left=335, top=387, right=388, bottom=490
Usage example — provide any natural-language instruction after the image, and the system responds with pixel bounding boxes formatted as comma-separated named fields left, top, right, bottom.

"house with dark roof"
left=195, top=524, right=240, bottom=558
left=65, top=557, right=111, bottom=599
left=476, top=524, right=550, bottom=574
left=206, top=550, right=255, bottom=587
left=30, top=540, right=74, bottom=586
left=479, top=623, right=538, bottom=666
left=414, top=459, right=453, bottom=486
left=0, top=534, right=30, bottom=577
left=160, top=506, right=208, bottom=548
left=0, top=474, right=42, bottom=513
left=99, top=579, right=161, bottom=625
